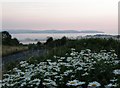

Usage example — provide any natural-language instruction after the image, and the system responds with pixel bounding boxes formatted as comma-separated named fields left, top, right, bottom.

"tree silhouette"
left=1, top=31, right=19, bottom=45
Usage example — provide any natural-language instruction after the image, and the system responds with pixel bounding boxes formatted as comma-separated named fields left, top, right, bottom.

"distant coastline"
left=11, top=32, right=106, bottom=44
left=4, top=30, right=104, bottom=34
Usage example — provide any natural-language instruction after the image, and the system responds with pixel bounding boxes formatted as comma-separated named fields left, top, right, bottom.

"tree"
left=11, top=38, right=19, bottom=45
left=37, top=41, right=42, bottom=49
left=2, top=31, right=12, bottom=45
left=45, top=37, right=54, bottom=47
left=61, top=36, right=67, bottom=45
left=28, top=44, right=36, bottom=49
left=46, top=37, right=53, bottom=44
left=2, top=31, right=11, bottom=39
left=1, top=31, right=20, bottom=45
left=37, top=41, right=42, bottom=46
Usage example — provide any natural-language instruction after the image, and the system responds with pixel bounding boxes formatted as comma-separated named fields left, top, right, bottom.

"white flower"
left=88, top=81, right=101, bottom=87
left=21, top=82, right=26, bottom=87
left=76, top=67, right=83, bottom=70
left=47, top=59, right=51, bottom=62
left=67, top=57, right=72, bottom=62
left=71, top=48, right=75, bottom=51
left=66, top=80, right=79, bottom=86
left=105, top=83, right=117, bottom=88
left=29, top=79, right=40, bottom=86
left=66, top=80, right=85, bottom=86
left=113, top=69, right=120, bottom=75
left=82, top=72, right=89, bottom=76
left=58, top=59, right=63, bottom=62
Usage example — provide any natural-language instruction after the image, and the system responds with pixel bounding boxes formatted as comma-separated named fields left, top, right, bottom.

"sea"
left=11, top=33, right=114, bottom=44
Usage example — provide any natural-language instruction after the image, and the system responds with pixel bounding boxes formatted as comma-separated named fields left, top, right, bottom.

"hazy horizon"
left=1, top=0, right=119, bottom=34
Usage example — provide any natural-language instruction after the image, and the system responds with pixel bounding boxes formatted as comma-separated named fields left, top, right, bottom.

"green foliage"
left=1, top=31, right=20, bottom=46
left=45, top=36, right=68, bottom=48
left=28, top=44, right=37, bottom=49
left=66, top=38, right=120, bottom=58
left=28, top=42, right=44, bottom=49
left=117, top=76, right=120, bottom=87
left=44, top=37, right=120, bottom=59
left=90, top=61, right=114, bottom=85
left=4, top=61, right=19, bottom=72
left=45, top=37, right=53, bottom=47
left=11, top=38, right=19, bottom=45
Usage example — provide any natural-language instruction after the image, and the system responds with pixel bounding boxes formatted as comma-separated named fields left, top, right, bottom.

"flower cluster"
left=1, top=49, right=119, bottom=88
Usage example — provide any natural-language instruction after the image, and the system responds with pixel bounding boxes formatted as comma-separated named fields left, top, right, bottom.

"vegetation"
left=1, top=49, right=120, bottom=88
left=2, top=46, right=28, bottom=56
left=1, top=31, right=28, bottom=56
left=1, top=31, right=120, bottom=88
left=1, top=31, right=20, bottom=46
left=45, top=37, right=120, bottom=59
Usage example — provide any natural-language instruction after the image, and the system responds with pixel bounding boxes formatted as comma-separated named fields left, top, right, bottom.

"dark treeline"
left=28, top=36, right=67, bottom=49
left=1, top=31, right=20, bottom=46
left=45, top=36, right=67, bottom=47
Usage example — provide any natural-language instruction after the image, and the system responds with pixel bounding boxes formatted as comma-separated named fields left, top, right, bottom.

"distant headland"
left=4, top=29, right=104, bottom=34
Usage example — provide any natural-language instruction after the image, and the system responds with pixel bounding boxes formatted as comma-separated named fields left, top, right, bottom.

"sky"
left=0, top=0, right=119, bottom=34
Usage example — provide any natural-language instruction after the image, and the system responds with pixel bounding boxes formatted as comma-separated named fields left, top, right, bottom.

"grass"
left=1, top=45, right=28, bottom=56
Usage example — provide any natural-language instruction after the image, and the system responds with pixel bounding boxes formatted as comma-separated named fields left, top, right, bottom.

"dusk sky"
left=1, top=0, right=119, bottom=34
